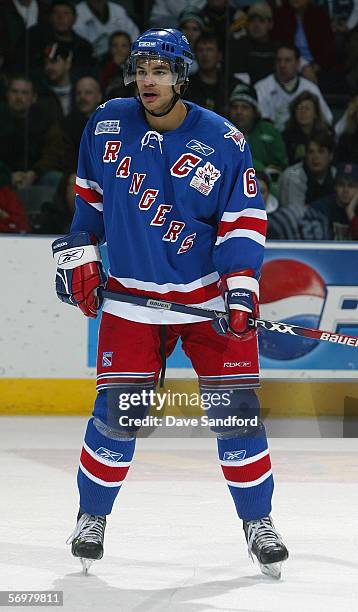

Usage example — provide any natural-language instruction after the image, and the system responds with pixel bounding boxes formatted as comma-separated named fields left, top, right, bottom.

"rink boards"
left=1, top=236, right=358, bottom=415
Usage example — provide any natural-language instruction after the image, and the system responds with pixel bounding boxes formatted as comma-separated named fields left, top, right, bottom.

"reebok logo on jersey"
left=95, top=447, right=124, bottom=462
left=58, top=248, right=84, bottom=265
left=223, top=450, right=246, bottom=461
left=224, top=361, right=251, bottom=367
left=102, top=351, right=113, bottom=367
left=186, top=139, right=215, bottom=156
left=231, top=291, right=250, bottom=297
left=223, top=122, right=246, bottom=152
left=95, top=120, right=121, bottom=135
left=190, top=161, right=221, bottom=196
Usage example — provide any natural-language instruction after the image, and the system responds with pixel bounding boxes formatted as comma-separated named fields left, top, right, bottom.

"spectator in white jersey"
left=73, top=0, right=139, bottom=57
left=255, top=44, right=332, bottom=131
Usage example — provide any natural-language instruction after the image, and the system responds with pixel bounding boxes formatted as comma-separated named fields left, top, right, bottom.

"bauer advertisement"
left=87, top=242, right=358, bottom=379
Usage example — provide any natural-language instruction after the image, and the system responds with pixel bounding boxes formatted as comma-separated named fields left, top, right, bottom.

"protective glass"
left=124, top=55, right=180, bottom=86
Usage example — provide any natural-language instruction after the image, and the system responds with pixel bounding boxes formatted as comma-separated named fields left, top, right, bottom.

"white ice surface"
left=0, top=417, right=357, bottom=612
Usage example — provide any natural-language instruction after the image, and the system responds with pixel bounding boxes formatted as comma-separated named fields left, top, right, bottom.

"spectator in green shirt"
left=228, top=82, right=288, bottom=184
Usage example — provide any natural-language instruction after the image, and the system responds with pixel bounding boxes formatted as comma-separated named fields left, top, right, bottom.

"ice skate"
left=243, top=515, right=288, bottom=579
left=66, top=511, right=106, bottom=575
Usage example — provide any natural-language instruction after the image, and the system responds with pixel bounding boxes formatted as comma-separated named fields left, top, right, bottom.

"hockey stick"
left=98, top=288, right=358, bottom=348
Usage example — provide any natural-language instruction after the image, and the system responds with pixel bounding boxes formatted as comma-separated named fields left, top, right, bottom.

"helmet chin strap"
left=139, top=86, right=181, bottom=118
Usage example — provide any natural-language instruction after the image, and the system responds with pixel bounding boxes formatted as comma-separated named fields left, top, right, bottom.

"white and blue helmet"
left=124, top=28, right=194, bottom=86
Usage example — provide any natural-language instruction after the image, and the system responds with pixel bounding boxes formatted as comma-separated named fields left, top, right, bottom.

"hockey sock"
left=77, top=417, right=135, bottom=516
left=217, top=425, right=274, bottom=521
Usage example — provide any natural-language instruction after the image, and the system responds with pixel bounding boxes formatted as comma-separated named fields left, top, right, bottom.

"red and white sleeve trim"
left=216, top=208, right=267, bottom=247
left=75, top=177, right=103, bottom=212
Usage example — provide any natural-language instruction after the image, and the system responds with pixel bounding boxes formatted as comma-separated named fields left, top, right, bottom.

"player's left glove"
left=213, top=270, right=259, bottom=341
left=52, top=231, right=106, bottom=318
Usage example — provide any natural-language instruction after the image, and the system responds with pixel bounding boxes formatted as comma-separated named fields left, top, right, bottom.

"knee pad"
left=200, top=388, right=262, bottom=436
left=93, top=386, right=155, bottom=434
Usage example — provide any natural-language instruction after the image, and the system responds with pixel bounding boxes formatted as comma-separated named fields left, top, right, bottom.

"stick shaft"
left=99, top=289, right=358, bottom=348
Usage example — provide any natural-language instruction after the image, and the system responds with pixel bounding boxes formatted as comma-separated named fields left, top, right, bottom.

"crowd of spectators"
left=0, top=0, right=358, bottom=239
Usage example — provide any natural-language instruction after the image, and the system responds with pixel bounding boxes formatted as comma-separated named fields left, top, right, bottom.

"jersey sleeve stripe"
left=76, top=176, right=103, bottom=195
left=215, top=228, right=266, bottom=246
left=220, top=208, right=267, bottom=222
left=217, top=217, right=267, bottom=237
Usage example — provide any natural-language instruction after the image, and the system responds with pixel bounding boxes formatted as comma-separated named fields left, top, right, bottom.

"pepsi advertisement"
left=88, top=242, right=358, bottom=379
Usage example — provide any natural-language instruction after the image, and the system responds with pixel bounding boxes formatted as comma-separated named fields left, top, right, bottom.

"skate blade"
left=80, top=558, right=94, bottom=575
left=259, top=561, right=282, bottom=579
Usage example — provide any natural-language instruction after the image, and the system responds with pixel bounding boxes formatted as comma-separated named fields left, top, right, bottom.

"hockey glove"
left=214, top=270, right=259, bottom=341
left=52, top=231, right=106, bottom=318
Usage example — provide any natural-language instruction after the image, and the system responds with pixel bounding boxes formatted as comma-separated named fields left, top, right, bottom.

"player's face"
left=136, top=59, right=179, bottom=113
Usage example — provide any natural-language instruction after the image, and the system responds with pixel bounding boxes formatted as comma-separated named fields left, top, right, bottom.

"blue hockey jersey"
left=72, top=97, right=267, bottom=324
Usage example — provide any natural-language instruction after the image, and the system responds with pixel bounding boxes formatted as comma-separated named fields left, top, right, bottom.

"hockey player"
left=53, top=28, right=289, bottom=577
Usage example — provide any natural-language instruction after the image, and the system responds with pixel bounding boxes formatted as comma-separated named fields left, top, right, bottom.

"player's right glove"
left=52, top=231, right=106, bottom=318
left=213, top=269, right=259, bottom=341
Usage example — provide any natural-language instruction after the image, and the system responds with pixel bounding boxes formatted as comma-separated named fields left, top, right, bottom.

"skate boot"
left=243, top=515, right=288, bottom=579
left=66, top=511, right=106, bottom=575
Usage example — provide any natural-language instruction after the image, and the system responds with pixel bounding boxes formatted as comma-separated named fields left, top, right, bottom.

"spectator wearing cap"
left=271, top=0, right=337, bottom=92
left=186, top=33, right=236, bottom=114
left=178, top=9, right=205, bottom=74
left=229, top=83, right=288, bottom=179
left=278, top=129, right=336, bottom=211
left=41, top=43, right=74, bottom=117
left=149, top=0, right=205, bottom=28
left=0, top=76, right=64, bottom=189
left=255, top=44, right=333, bottom=131
left=283, top=90, right=331, bottom=164
left=98, top=31, right=134, bottom=99
left=311, top=163, right=358, bottom=239
left=15, top=1, right=94, bottom=80
left=336, top=96, right=358, bottom=165
left=73, top=0, right=139, bottom=58
left=228, top=2, right=278, bottom=84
